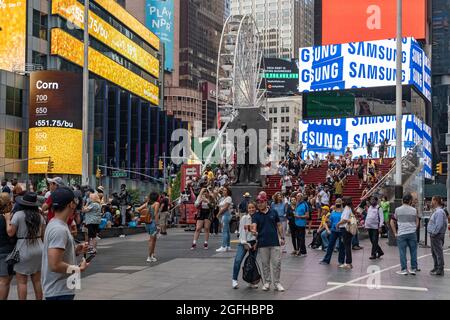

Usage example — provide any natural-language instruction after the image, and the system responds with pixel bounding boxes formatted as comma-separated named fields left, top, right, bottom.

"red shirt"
left=46, top=195, right=74, bottom=226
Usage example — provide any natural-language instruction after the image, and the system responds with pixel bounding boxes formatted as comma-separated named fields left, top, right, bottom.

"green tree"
left=128, top=189, right=141, bottom=206
left=171, top=171, right=181, bottom=202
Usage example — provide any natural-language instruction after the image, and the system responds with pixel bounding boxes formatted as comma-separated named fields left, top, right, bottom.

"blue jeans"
left=397, top=232, right=418, bottom=271
left=222, top=212, right=231, bottom=248
left=322, top=230, right=343, bottom=263
left=320, top=229, right=329, bottom=249
left=46, top=294, right=75, bottom=300
left=232, top=243, right=257, bottom=280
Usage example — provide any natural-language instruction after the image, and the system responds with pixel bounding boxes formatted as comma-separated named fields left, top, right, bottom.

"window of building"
left=281, top=117, right=285, bottom=123
left=285, top=106, right=290, bottom=113
left=32, top=51, right=47, bottom=69
left=5, top=130, right=22, bottom=159
left=32, top=9, right=48, bottom=40
left=273, top=118, right=277, bottom=123
left=6, top=86, right=22, bottom=117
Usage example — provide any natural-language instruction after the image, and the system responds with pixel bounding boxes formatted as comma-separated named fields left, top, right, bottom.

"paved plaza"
left=7, top=228, right=450, bottom=300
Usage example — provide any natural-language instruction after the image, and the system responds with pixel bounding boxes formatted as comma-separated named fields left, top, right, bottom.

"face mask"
left=336, top=205, right=342, bottom=208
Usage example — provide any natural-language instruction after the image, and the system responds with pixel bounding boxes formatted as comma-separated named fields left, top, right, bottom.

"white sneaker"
left=150, top=256, right=157, bottom=262
left=262, top=283, right=270, bottom=291
left=232, top=280, right=239, bottom=289
left=146, top=257, right=152, bottom=262
left=248, top=283, right=259, bottom=289
left=396, top=270, right=408, bottom=275
left=274, top=283, right=285, bottom=292
left=338, top=264, right=347, bottom=268
left=96, top=236, right=101, bottom=240
left=226, top=246, right=232, bottom=252
left=216, top=247, right=227, bottom=252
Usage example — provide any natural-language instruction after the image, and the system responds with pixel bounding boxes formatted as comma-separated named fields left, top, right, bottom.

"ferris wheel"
left=216, top=14, right=266, bottom=124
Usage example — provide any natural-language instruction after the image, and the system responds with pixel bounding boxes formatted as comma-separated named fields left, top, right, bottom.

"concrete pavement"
left=6, top=228, right=450, bottom=300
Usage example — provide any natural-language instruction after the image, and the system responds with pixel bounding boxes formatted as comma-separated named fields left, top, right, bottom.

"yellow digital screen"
left=51, top=28, right=159, bottom=105
left=93, top=0, right=160, bottom=51
left=52, top=0, right=159, bottom=78
left=28, top=127, right=82, bottom=175
left=0, top=0, right=26, bottom=72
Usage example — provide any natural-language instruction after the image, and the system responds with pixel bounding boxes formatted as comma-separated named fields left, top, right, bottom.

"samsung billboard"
left=146, top=0, right=174, bottom=71
left=299, top=38, right=431, bottom=102
left=299, top=114, right=432, bottom=179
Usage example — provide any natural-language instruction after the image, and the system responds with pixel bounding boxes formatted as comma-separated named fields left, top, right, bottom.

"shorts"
left=145, top=221, right=158, bottom=237
left=87, top=224, right=99, bottom=238
left=196, top=210, right=211, bottom=221
left=159, top=211, right=169, bottom=226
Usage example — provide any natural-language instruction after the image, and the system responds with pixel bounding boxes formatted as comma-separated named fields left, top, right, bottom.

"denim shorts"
left=145, top=222, right=158, bottom=237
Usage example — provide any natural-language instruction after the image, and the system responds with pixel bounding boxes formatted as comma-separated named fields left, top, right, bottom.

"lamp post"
left=82, top=0, right=90, bottom=186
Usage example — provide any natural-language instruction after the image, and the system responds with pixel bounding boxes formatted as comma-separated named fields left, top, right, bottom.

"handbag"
left=346, top=213, right=358, bottom=235
left=5, top=246, right=20, bottom=266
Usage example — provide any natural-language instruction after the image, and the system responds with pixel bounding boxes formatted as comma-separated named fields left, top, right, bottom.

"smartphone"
left=85, top=254, right=95, bottom=263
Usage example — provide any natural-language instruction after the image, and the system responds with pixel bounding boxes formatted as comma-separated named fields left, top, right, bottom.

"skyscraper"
left=231, top=0, right=314, bottom=59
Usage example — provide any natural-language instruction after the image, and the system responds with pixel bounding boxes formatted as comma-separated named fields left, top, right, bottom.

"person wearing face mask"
left=365, top=196, right=385, bottom=260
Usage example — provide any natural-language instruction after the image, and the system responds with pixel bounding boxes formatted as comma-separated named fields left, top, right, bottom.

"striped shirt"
left=394, top=205, right=417, bottom=236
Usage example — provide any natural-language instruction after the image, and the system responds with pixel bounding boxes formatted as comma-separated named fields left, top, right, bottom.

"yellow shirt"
left=207, top=171, right=214, bottom=181
left=319, top=212, right=330, bottom=229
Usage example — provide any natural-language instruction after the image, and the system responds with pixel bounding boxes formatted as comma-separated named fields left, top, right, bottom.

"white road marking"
left=298, top=249, right=450, bottom=300
left=114, top=266, right=148, bottom=271
left=326, top=282, right=428, bottom=292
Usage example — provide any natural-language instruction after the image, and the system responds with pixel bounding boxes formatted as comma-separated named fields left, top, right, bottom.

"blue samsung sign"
left=299, top=38, right=431, bottom=102
left=146, top=0, right=174, bottom=72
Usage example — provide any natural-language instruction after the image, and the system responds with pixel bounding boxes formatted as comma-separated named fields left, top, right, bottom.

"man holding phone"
left=41, top=187, right=90, bottom=300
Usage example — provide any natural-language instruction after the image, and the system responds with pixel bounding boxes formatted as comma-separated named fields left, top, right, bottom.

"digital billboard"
left=93, top=0, right=160, bottom=50
left=51, top=28, right=159, bottom=105
left=299, top=38, right=431, bottom=102
left=298, top=114, right=432, bottom=178
left=263, top=58, right=299, bottom=94
left=0, top=0, right=26, bottom=72
left=28, top=71, right=83, bottom=175
left=146, top=0, right=174, bottom=71
left=52, top=0, right=160, bottom=78
left=322, top=0, right=426, bottom=45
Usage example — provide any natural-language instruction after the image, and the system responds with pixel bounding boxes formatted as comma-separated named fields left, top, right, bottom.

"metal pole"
left=82, top=0, right=90, bottom=186
left=447, top=96, right=450, bottom=213
left=163, top=152, right=167, bottom=191
left=395, top=0, right=403, bottom=187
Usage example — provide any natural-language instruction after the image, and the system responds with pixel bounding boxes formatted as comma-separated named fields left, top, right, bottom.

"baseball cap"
left=52, top=187, right=75, bottom=210
left=243, top=192, right=251, bottom=198
left=256, top=193, right=268, bottom=202
left=47, top=177, right=64, bottom=186
left=335, top=198, right=343, bottom=205
left=96, top=186, right=105, bottom=193
left=322, top=206, right=330, bottom=212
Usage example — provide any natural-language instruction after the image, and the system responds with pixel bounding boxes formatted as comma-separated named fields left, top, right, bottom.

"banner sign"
left=146, top=0, right=174, bottom=71
left=180, top=164, right=201, bottom=191
left=28, top=71, right=82, bottom=175
left=299, top=38, right=431, bottom=102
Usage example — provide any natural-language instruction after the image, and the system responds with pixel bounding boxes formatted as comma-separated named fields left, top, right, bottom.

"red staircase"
left=342, top=158, right=394, bottom=208
left=263, top=158, right=394, bottom=229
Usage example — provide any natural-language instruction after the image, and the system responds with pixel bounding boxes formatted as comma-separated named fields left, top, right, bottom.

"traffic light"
left=159, top=160, right=163, bottom=170
left=96, top=168, right=102, bottom=178
left=47, top=159, right=54, bottom=172
left=436, top=162, right=443, bottom=175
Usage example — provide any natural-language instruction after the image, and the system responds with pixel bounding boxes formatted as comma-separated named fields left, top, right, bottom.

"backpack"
left=242, top=255, right=261, bottom=285
left=346, top=212, right=358, bottom=235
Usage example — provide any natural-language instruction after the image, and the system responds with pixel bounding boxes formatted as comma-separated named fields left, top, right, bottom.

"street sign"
left=112, top=171, right=127, bottom=178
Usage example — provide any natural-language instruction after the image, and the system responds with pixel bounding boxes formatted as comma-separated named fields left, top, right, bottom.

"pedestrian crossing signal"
left=159, top=160, right=163, bottom=170
left=96, top=168, right=102, bottom=178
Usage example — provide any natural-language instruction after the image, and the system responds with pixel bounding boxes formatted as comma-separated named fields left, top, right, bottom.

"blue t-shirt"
left=252, top=208, right=280, bottom=248
left=329, top=211, right=343, bottom=231
left=271, top=202, right=286, bottom=220
left=295, top=201, right=309, bottom=227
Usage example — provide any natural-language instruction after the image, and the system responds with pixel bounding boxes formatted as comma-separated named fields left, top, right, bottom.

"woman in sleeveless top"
left=137, top=192, right=160, bottom=263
